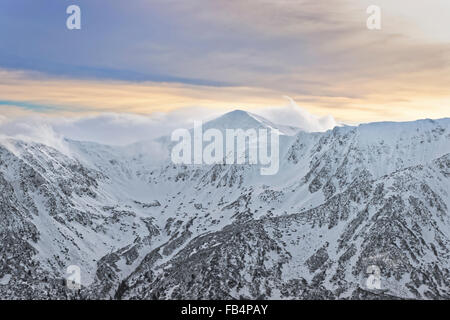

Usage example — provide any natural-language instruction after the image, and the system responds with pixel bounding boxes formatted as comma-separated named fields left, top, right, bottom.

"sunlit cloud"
left=0, top=0, right=449, bottom=124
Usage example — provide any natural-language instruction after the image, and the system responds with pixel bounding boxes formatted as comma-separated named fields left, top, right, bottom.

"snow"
left=0, top=274, right=12, bottom=286
left=1, top=110, right=449, bottom=299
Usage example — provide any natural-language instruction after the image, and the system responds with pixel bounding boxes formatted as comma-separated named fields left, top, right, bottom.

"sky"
left=0, top=0, right=450, bottom=142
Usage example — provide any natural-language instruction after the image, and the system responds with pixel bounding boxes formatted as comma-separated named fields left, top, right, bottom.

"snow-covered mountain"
left=1, top=110, right=449, bottom=299
left=201, top=109, right=301, bottom=136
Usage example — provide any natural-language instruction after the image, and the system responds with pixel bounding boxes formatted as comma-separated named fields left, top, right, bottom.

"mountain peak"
left=204, top=109, right=300, bottom=136
left=224, top=109, right=249, bottom=115
left=213, top=109, right=254, bottom=121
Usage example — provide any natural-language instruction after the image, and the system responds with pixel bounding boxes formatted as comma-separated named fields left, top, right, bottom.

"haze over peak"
left=203, top=109, right=301, bottom=136
left=0, top=98, right=338, bottom=146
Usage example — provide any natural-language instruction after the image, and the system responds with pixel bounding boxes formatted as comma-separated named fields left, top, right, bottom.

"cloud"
left=0, top=100, right=338, bottom=149
left=253, top=96, right=337, bottom=132
left=1, top=67, right=449, bottom=125
left=0, top=117, right=69, bottom=153
left=0, top=69, right=287, bottom=115
left=110, top=0, right=450, bottom=102
left=49, top=109, right=223, bottom=145
left=0, top=108, right=221, bottom=147
left=1, top=1, right=450, bottom=123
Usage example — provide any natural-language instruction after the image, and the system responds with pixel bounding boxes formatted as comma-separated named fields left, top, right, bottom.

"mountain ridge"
left=0, top=111, right=449, bottom=299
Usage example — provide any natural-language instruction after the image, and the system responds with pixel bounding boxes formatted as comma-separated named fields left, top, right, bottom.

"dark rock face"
left=1, top=118, right=450, bottom=300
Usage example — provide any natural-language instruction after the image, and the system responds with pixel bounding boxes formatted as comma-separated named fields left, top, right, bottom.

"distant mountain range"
left=1, top=110, right=449, bottom=299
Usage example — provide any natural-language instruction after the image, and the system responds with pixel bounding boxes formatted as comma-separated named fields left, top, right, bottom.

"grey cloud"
left=0, top=101, right=337, bottom=147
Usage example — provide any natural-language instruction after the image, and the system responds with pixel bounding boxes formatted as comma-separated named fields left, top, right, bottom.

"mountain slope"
left=0, top=112, right=449, bottom=299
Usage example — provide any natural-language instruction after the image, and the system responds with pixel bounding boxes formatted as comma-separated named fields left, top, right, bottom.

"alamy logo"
left=366, top=265, right=382, bottom=290
left=66, top=265, right=81, bottom=290
left=366, top=5, right=381, bottom=30
left=66, top=5, right=81, bottom=30
left=171, top=121, right=280, bottom=175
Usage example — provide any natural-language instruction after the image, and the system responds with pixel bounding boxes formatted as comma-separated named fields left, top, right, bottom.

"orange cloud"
left=0, top=68, right=449, bottom=124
